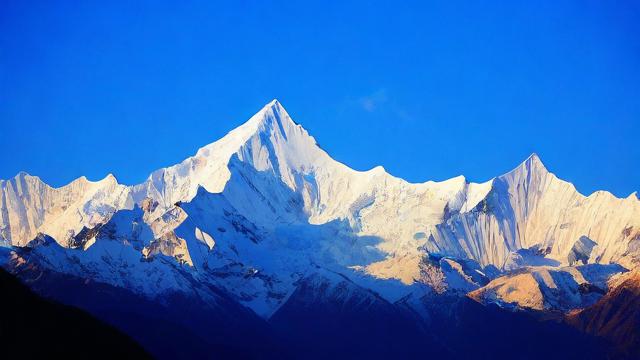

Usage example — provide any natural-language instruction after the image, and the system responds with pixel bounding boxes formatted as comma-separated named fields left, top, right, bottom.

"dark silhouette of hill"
left=0, top=268, right=149, bottom=358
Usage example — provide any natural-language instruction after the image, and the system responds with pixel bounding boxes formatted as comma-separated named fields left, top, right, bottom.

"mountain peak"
left=140, top=99, right=323, bottom=206
left=525, top=152, right=545, bottom=169
left=267, top=98, right=281, bottom=107
left=511, top=152, right=549, bottom=175
left=254, top=98, right=285, bottom=116
left=8, top=171, right=42, bottom=185
left=236, top=99, right=326, bottom=173
left=255, top=99, right=292, bottom=125
left=226, top=99, right=295, bottom=141
left=194, top=100, right=292, bottom=157
left=497, top=153, right=551, bottom=186
left=14, top=171, right=34, bottom=180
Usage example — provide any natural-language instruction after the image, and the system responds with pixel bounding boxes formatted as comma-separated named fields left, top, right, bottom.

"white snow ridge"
left=1, top=99, right=639, bottom=320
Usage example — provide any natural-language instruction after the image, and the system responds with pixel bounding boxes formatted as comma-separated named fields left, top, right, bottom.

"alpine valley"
left=1, top=100, right=639, bottom=359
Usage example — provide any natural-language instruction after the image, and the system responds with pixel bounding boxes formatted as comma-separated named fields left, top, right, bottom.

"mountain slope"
left=567, top=268, right=640, bottom=359
left=469, top=264, right=624, bottom=311
left=0, top=267, right=149, bottom=358
left=0, top=99, right=638, bottom=358
left=3, top=101, right=637, bottom=275
left=269, top=270, right=448, bottom=359
left=0, top=173, right=131, bottom=247
left=428, top=154, right=640, bottom=268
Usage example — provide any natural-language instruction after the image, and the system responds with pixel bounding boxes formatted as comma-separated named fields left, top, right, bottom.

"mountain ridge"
left=2, top=100, right=638, bottom=264
left=1, top=99, right=638, bottom=358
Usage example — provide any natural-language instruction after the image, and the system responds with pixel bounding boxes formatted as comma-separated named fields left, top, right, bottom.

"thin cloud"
left=359, top=89, right=387, bottom=112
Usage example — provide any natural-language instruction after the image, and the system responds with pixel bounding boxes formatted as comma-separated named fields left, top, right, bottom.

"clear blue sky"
left=1, top=1, right=638, bottom=197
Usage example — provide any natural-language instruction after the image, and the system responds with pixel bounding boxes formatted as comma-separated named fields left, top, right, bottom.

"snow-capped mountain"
left=1, top=100, right=638, bottom=358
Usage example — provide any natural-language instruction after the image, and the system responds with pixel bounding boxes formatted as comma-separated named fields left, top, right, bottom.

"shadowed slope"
left=0, top=268, right=149, bottom=358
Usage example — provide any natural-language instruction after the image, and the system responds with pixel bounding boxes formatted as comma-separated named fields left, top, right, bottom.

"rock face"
left=567, top=268, right=640, bottom=359
left=0, top=100, right=638, bottom=357
left=568, top=236, right=598, bottom=266
left=468, top=264, right=624, bottom=311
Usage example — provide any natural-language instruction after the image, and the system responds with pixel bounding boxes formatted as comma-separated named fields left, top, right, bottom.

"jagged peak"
left=242, top=99, right=293, bottom=129
left=266, top=98, right=283, bottom=111
left=522, top=152, right=548, bottom=172
left=497, top=154, right=634, bottom=202
left=135, top=99, right=325, bottom=205
left=2, top=172, right=45, bottom=187
left=500, top=152, right=550, bottom=179
left=12, top=171, right=40, bottom=181
left=5, top=172, right=121, bottom=193
left=193, top=99, right=299, bottom=158
left=253, top=99, right=297, bottom=132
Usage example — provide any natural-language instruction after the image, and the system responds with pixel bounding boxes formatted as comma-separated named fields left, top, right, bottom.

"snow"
left=194, top=227, right=215, bottom=250
left=0, top=172, right=132, bottom=247
left=469, top=264, right=626, bottom=311
left=1, top=99, right=638, bottom=318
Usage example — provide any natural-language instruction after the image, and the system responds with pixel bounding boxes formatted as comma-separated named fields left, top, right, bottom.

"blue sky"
left=1, top=1, right=638, bottom=197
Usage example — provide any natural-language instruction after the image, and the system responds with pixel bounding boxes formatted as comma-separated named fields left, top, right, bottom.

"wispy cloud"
left=359, top=89, right=387, bottom=112
left=354, top=89, right=415, bottom=123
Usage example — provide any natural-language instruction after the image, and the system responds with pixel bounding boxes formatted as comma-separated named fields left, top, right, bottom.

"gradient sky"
left=1, top=1, right=638, bottom=197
